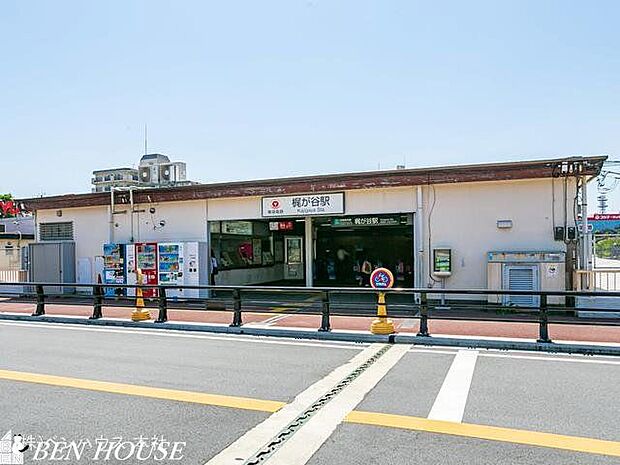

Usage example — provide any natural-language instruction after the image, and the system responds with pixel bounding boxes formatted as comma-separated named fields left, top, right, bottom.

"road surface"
left=1, top=321, right=619, bottom=464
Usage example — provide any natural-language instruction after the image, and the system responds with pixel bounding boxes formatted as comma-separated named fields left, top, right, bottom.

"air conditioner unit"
left=139, top=166, right=152, bottom=183
left=160, top=163, right=173, bottom=182
left=487, top=251, right=566, bottom=307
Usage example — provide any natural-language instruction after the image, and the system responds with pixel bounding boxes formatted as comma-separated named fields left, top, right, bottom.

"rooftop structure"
left=92, top=153, right=193, bottom=193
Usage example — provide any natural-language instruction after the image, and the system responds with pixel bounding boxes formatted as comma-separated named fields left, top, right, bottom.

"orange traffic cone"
left=131, top=268, right=151, bottom=321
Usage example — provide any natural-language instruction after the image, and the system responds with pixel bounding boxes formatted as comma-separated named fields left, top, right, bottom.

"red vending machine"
left=135, top=242, right=158, bottom=297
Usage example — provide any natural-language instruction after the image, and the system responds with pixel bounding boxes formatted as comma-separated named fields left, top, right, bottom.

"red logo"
left=271, top=200, right=280, bottom=209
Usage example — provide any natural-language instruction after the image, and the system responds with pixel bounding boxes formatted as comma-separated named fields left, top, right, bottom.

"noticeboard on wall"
left=221, top=221, right=253, bottom=235
left=433, top=248, right=452, bottom=274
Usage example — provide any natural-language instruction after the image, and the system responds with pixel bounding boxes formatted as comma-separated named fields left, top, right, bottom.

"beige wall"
left=0, top=238, right=33, bottom=269
left=418, top=178, right=575, bottom=290
left=116, top=199, right=208, bottom=243
left=206, top=187, right=416, bottom=220
left=34, top=178, right=577, bottom=288
left=36, top=206, right=109, bottom=282
left=208, top=197, right=261, bottom=220
left=37, top=201, right=209, bottom=282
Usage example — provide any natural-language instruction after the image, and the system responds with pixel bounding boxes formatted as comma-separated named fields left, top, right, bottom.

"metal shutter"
left=503, top=265, right=538, bottom=307
left=39, top=222, right=74, bottom=241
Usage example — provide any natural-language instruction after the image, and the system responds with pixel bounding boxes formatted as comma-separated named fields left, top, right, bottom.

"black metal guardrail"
left=0, top=282, right=619, bottom=344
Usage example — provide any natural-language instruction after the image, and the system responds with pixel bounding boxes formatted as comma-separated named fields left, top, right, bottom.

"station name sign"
left=331, top=215, right=404, bottom=228
left=262, top=192, right=345, bottom=217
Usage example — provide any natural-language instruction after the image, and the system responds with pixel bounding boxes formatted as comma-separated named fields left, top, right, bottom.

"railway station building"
left=20, top=156, right=605, bottom=303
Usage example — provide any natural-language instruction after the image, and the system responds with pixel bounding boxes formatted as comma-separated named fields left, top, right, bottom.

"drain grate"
left=242, top=345, right=392, bottom=464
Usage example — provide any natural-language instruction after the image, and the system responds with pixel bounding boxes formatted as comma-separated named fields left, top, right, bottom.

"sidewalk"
left=1, top=300, right=619, bottom=344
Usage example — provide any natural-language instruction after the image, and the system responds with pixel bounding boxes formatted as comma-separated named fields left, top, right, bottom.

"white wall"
left=208, top=197, right=262, bottom=220
left=206, top=188, right=416, bottom=220
left=345, top=187, right=415, bottom=215
left=36, top=200, right=209, bottom=282
left=115, top=199, right=208, bottom=243
left=218, top=264, right=285, bottom=286
left=36, top=206, right=109, bottom=283
left=34, top=178, right=577, bottom=289
left=419, top=178, right=575, bottom=290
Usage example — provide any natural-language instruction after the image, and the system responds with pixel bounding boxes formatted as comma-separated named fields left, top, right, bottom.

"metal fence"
left=1, top=282, right=619, bottom=344
left=574, top=269, right=620, bottom=291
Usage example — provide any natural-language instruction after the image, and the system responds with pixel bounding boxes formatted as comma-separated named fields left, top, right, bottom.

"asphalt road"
left=0, top=321, right=619, bottom=465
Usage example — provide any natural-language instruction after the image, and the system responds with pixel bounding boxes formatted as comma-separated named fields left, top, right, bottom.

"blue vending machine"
left=102, top=243, right=126, bottom=297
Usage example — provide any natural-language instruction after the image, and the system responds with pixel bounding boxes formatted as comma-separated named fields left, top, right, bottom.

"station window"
left=210, top=221, right=273, bottom=270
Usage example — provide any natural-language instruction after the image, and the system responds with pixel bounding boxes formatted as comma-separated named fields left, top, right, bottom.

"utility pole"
left=581, top=176, right=590, bottom=271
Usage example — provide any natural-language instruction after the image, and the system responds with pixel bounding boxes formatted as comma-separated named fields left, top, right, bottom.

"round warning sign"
left=370, top=268, right=395, bottom=289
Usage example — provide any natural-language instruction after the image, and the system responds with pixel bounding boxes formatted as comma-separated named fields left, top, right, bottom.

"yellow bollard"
left=131, top=268, right=151, bottom=321
left=370, top=291, right=395, bottom=335
left=369, top=268, right=396, bottom=335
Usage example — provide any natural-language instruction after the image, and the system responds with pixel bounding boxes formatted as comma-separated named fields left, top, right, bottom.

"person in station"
left=335, top=246, right=350, bottom=283
left=210, top=249, right=218, bottom=286
left=360, top=255, right=373, bottom=287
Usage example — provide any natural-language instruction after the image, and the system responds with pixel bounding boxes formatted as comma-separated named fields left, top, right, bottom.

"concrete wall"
left=418, top=178, right=575, bottom=290
left=0, top=239, right=33, bottom=269
left=33, top=178, right=577, bottom=289
left=116, top=199, right=208, bottom=243
left=206, top=187, right=416, bottom=220
left=36, top=206, right=109, bottom=283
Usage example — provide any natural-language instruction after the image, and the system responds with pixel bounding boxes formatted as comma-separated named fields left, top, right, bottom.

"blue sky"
left=1, top=1, right=618, bottom=210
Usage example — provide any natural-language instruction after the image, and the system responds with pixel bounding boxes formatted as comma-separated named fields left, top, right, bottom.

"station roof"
left=20, top=155, right=607, bottom=211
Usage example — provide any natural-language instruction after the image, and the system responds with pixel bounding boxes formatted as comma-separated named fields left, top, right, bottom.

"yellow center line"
left=0, top=368, right=618, bottom=457
left=344, top=411, right=620, bottom=458
left=0, top=369, right=284, bottom=413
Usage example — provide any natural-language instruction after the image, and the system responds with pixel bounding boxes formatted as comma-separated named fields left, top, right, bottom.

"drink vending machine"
left=133, top=242, right=158, bottom=297
left=157, top=242, right=184, bottom=299
left=102, top=243, right=126, bottom=297
left=182, top=242, right=209, bottom=298
left=157, top=242, right=209, bottom=299
left=106, top=241, right=208, bottom=299
left=125, top=243, right=136, bottom=296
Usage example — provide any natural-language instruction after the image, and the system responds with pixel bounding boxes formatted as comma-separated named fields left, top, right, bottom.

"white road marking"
left=254, top=314, right=291, bottom=326
left=408, top=347, right=460, bottom=355
left=478, top=351, right=620, bottom=365
left=407, top=346, right=620, bottom=365
left=431, top=332, right=620, bottom=347
left=428, top=349, right=479, bottom=423
left=0, top=321, right=364, bottom=350
left=204, top=343, right=389, bottom=465
left=265, top=344, right=411, bottom=465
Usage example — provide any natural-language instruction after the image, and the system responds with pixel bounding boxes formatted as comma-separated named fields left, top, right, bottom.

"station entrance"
left=313, top=214, right=414, bottom=287
left=209, top=214, right=414, bottom=287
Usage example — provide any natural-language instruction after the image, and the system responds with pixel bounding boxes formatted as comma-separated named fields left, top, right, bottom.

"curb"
left=1, top=313, right=619, bottom=356
left=392, top=334, right=620, bottom=356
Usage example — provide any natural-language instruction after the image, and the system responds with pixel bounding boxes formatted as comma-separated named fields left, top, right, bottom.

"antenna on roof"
left=144, top=124, right=148, bottom=156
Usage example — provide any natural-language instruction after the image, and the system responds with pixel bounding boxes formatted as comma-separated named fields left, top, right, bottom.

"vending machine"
left=182, top=242, right=209, bottom=299
left=158, top=242, right=184, bottom=299
left=102, top=243, right=126, bottom=297
left=134, top=242, right=158, bottom=297
left=125, top=243, right=136, bottom=296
